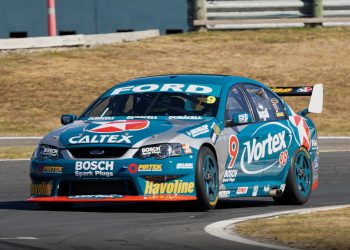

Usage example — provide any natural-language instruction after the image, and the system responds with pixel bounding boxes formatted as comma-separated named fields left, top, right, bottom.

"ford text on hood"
left=27, top=75, right=323, bottom=210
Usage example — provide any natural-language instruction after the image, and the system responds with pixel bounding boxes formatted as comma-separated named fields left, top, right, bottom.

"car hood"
left=54, top=118, right=216, bottom=148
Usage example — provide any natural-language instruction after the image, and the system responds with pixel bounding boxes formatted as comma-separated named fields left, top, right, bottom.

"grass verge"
left=1, top=27, right=350, bottom=135
left=236, top=207, right=350, bottom=250
left=0, top=147, right=35, bottom=159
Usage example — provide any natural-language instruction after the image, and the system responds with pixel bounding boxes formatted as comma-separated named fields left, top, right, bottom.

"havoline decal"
left=240, top=122, right=292, bottom=174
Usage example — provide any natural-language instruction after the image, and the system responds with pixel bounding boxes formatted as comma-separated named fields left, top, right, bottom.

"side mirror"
left=225, top=112, right=253, bottom=127
left=61, top=114, right=77, bottom=125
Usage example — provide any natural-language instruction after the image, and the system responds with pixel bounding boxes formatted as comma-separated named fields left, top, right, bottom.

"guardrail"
left=194, top=0, right=350, bottom=29
left=0, top=30, right=160, bottom=50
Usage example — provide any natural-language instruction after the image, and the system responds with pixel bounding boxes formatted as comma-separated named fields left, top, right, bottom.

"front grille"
left=68, top=147, right=129, bottom=158
left=58, top=180, right=137, bottom=196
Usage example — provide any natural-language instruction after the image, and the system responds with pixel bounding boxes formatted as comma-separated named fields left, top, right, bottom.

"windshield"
left=82, top=92, right=220, bottom=118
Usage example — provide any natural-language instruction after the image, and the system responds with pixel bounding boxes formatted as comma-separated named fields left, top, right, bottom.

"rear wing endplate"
left=271, top=84, right=323, bottom=114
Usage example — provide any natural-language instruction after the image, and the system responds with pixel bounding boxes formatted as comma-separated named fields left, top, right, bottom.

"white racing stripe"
left=205, top=204, right=350, bottom=250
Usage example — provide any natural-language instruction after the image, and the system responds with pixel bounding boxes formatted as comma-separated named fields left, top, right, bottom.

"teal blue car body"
left=28, top=75, right=321, bottom=208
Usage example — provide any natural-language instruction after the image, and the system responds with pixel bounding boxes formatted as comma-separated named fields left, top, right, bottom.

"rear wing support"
left=270, top=84, right=323, bottom=114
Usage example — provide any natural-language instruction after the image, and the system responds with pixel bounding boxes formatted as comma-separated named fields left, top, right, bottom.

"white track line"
left=0, top=137, right=42, bottom=140
left=0, top=159, right=30, bottom=162
left=205, top=204, right=350, bottom=250
left=0, top=237, right=38, bottom=240
left=318, top=136, right=350, bottom=139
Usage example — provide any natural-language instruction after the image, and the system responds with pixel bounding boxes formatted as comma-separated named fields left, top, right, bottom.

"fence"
left=194, top=0, right=350, bottom=29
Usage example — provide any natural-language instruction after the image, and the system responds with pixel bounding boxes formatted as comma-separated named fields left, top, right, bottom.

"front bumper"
left=28, top=155, right=197, bottom=203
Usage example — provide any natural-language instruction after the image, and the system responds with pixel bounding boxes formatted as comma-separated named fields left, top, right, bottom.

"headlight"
left=36, top=144, right=62, bottom=160
left=135, top=143, right=182, bottom=159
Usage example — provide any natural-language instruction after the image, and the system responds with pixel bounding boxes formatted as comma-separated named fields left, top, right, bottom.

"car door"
left=221, top=85, right=263, bottom=192
left=242, top=84, right=292, bottom=185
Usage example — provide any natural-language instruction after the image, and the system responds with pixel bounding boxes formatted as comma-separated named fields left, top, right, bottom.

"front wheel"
left=274, top=147, right=312, bottom=205
left=195, top=147, right=219, bottom=210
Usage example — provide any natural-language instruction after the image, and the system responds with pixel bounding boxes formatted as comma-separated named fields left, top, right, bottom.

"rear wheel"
left=38, top=202, right=73, bottom=211
left=195, top=147, right=219, bottom=210
left=274, top=147, right=312, bottom=205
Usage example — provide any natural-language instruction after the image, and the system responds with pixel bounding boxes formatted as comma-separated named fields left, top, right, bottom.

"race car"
left=27, top=74, right=323, bottom=210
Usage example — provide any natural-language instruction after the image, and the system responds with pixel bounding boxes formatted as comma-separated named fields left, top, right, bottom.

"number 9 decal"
left=228, top=135, right=239, bottom=169
left=206, top=96, right=216, bottom=104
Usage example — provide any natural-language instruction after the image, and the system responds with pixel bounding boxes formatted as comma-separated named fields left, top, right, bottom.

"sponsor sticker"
left=311, top=139, right=318, bottom=148
left=228, top=135, right=239, bottom=169
left=222, top=169, right=237, bottom=183
left=186, top=124, right=209, bottom=137
left=297, top=87, right=313, bottom=93
left=144, top=180, right=195, bottom=195
left=244, top=131, right=286, bottom=165
left=257, top=104, right=270, bottom=120
left=69, top=134, right=132, bottom=144
left=238, top=113, right=249, bottom=123
left=219, top=191, right=230, bottom=198
left=278, top=150, right=288, bottom=167
left=168, top=116, right=202, bottom=120
left=252, top=185, right=259, bottom=196
left=31, top=182, right=52, bottom=196
left=126, top=116, right=158, bottom=120
left=276, top=112, right=285, bottom=117
left=138, top=164, right=162, bottom=172
left=182, top=144, right=192, bottom=154
left=236, top=187, right=248, bottom=195
left=88, top=120, right=149, bottom=133
left=75, top=161, right=114, bottom=177
left=141, top=146, right=161, bottom=156
left=263, top=185, right=270, bottom=192
left=111, top=84, right=216, bottom=96
left=176, top=163, right=193, bottom=169
left=68, top=194, right=123, bottom=199
left=271, top=87, right=292, bottom=93
left=271, top=98, right=280, bottom=112
left=43, top=166, right=63, bottom=174
left=88, top=117, right=115, bottom=121
left=206, top=96, right=216, bottom=104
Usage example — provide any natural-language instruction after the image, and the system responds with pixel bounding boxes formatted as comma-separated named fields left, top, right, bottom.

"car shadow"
left=0, top=198, right=277, bottom=213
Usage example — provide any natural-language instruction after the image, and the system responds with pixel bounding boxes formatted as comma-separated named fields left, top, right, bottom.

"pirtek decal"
left=69, top=134, right=132, bottom=144
left=144, top=180, right=195, bottom=195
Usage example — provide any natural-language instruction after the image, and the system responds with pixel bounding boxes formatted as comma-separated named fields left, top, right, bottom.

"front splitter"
left=27, top=195, right=197, bottom=203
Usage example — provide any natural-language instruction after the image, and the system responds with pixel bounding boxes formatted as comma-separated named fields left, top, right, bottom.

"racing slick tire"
left=38, top=202, right=73, bottom=211
left=195, top=146, right=219, bottom=210
left=274, top=147, right=312, bottom=205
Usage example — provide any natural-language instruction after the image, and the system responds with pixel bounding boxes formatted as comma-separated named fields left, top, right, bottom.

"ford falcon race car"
left=27, top=75, right=323, bottom=210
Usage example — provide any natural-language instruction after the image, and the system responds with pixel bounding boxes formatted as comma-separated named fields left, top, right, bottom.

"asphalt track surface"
left=0, top=152, right=349, bottom=250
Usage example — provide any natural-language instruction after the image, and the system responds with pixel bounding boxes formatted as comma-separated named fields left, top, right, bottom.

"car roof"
left=115, top=74, right=264, bottom=87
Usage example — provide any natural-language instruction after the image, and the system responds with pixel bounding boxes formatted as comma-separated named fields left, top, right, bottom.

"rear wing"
left=271, top=84, right=323, bottom=114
